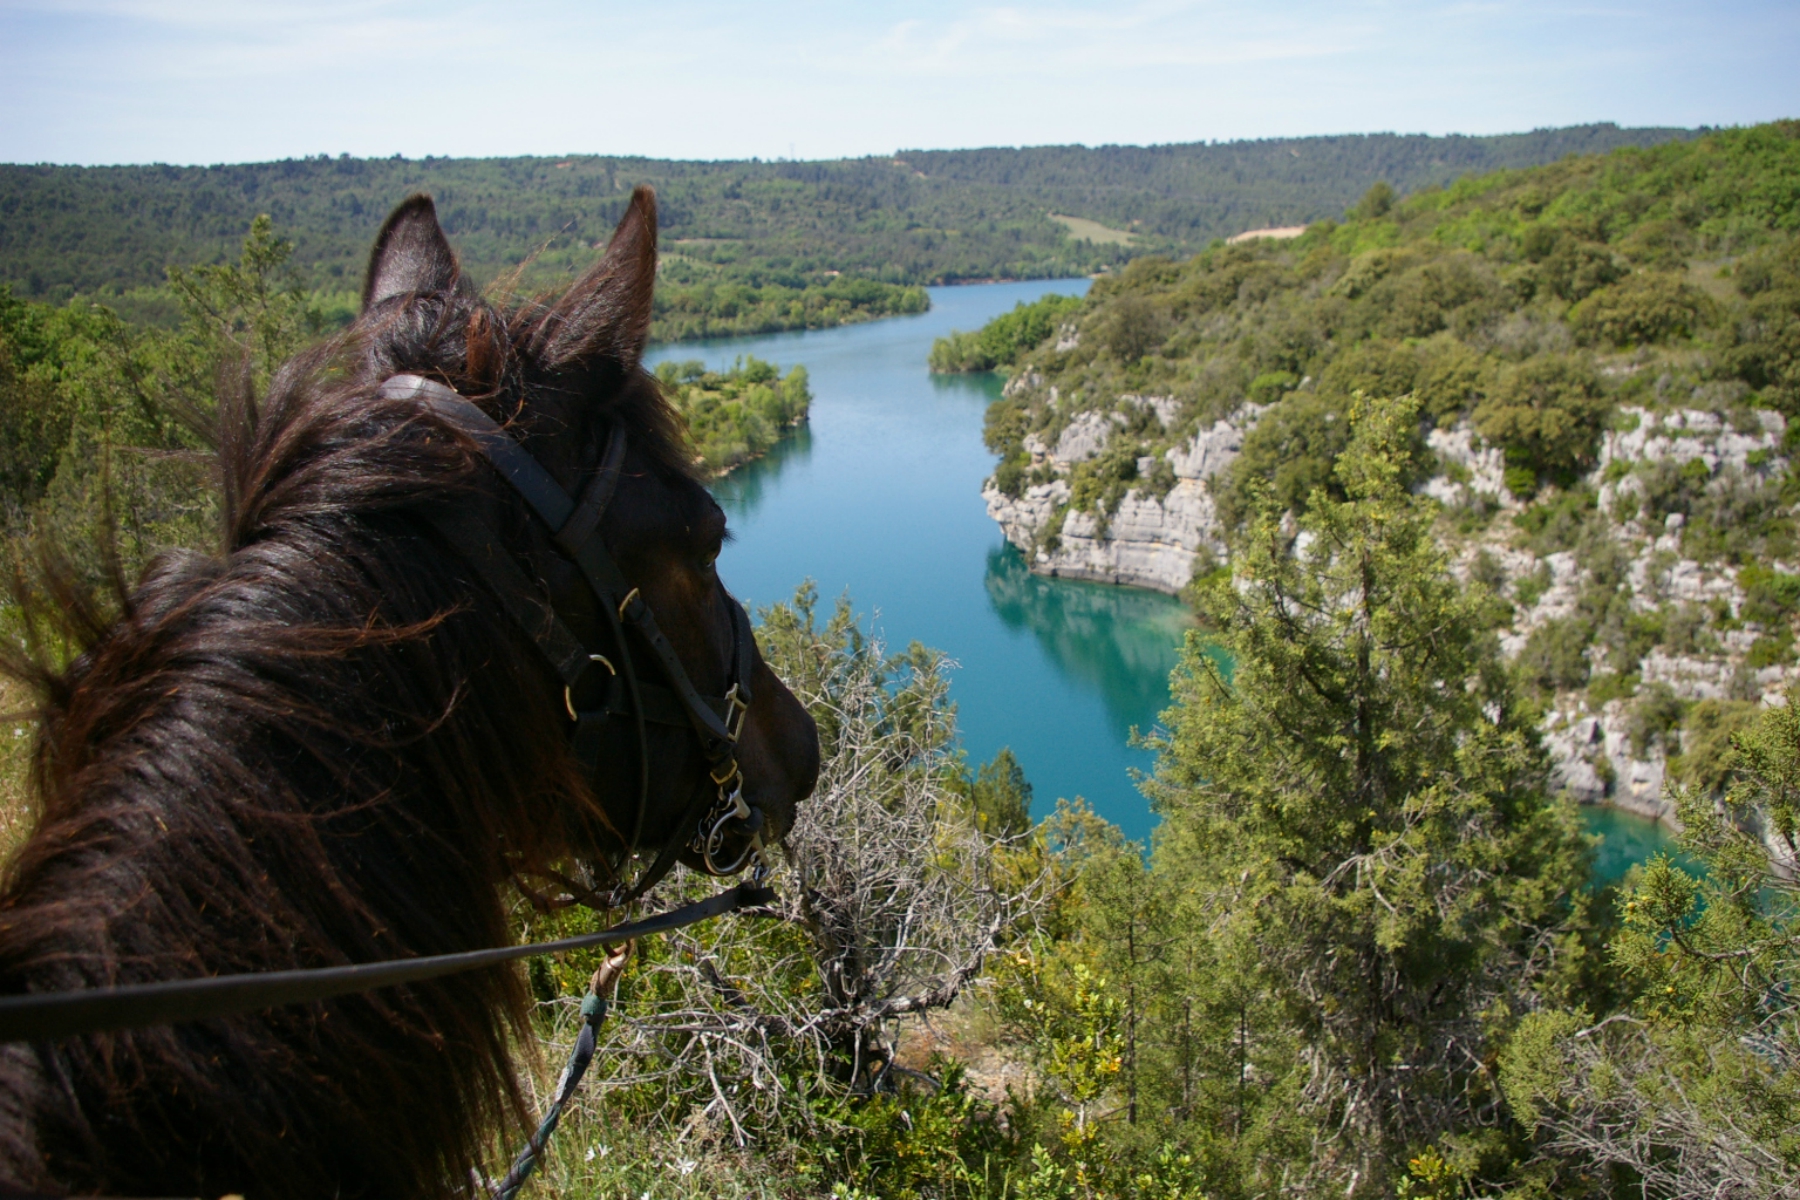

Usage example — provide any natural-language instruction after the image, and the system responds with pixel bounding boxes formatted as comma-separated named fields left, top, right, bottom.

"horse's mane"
left=0, top=286, right=694, bottom=1197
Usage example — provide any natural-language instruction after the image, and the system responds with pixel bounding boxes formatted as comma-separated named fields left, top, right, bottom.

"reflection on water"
left=709, top=423, right=813, bottom=521
left=929, top=369, right=1006, bottom=404
left=984, top=545, right=1194, bottom=739
left=1581, top=806, right=1687, bottom=887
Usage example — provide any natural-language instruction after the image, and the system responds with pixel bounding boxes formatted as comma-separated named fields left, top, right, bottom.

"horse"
left=0, top=188, right=820, bottom=1199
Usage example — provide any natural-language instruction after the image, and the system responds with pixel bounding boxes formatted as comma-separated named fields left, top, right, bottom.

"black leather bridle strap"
left=386, top=375, right=755, bottom=762
left=382, top=376, right=578, bottom=532
left=558, top=424, right=629, bottom=553
left=422, top=508, right=716, bottom=731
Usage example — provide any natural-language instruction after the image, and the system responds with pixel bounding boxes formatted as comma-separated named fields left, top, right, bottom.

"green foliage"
left=930, top=294, right=1083, bottom=373
left=1513, top=486, right=1599, bottom=554
left=1516, top=616, right=1594, bottom=695
left=1725, top=237, right=1800, bottom=412
left=654, top=356, right=810, bottom=475
left=1473, top=354, right=1609, bottom=495
left=1215, top=393, right=1350, bottom=527
left=1627, top=681, right=1688, bottom=756
left=968, top=747, right=1034, bottom=838
left=1350, top=180, right=1395, bottom=221
left=0, top=216, right=328, bottom=585
left=1131, top=397, right=1592, bottom=1196
left=1068, top=437, right=1148, bottom=523
left=1740, top=562, right=1800, bottom=625
left=1568, top=271, right=1711, bottom=346
left=1504, top=692, right=1800, bottom=1197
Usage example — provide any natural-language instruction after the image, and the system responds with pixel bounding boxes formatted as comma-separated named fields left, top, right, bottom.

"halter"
left=379, top=374, right=768, bottom=905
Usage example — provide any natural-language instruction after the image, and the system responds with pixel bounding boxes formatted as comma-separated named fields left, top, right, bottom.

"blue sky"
left=1, top=0, right=1794, bottom=166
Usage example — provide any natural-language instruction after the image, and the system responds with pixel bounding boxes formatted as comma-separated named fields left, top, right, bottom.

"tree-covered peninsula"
left=655, top=356, right=811, bottom=476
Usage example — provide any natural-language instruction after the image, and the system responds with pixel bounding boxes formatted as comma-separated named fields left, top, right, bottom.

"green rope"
left=492, top=991, right=609, bottom=1200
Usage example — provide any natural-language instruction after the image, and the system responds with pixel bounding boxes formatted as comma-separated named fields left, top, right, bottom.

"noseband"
left=379, top=374, right=768, bottom=906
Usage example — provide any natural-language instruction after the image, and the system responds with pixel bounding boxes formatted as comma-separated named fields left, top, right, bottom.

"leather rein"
left=380, top=374, right=771, bottom=906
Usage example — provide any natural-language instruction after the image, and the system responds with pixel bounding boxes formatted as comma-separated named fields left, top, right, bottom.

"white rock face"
left=984, top=402, right=1263, bottom=593
left=1541, top=703, right=1675, bottom=821
left=1168, top=407, right=1264, bottom=480
left=1486, top=406, right=1799, bottom=824
left=988, top=387, right=1800, bottom=833
left=1053, top=411, right=1118, bottom=464
left=1421, top=423, right=1513, bottom=509
left=1598, top=405, right=1785, bottom=476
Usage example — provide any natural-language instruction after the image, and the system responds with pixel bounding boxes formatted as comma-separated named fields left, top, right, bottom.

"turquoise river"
left=647, top=281, right=1672, bottom=880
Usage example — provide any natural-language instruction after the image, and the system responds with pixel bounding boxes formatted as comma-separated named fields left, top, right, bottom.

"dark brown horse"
left=0, top=190, right=819, bottom=1198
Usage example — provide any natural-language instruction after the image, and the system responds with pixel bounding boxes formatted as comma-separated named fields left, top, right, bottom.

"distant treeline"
left=3, top=124, right=1695, bottom=318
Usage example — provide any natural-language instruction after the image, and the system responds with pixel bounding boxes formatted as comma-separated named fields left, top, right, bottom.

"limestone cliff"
left=984, top=394, right=1262, bottom=594
left=984, top=392, right=1799, bottom=829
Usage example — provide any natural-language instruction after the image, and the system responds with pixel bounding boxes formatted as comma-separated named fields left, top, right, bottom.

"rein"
left=0, top=881, right=775, bottom=1044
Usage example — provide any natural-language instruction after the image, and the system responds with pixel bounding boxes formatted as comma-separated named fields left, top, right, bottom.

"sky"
left=0, top=0, right=1795, bottom=167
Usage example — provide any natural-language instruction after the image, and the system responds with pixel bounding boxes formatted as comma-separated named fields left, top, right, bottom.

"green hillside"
left=1, top=123, right=1694, bottom=343
left=983, top=119, right=1800, bottom=540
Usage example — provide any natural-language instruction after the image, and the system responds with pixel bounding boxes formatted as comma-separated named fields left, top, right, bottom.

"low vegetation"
left=930, top=293, right=1083, bottom=374
left=654, top=357, right=812, bottom=476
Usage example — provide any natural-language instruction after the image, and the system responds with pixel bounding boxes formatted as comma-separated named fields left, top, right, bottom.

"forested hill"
left=899, top=124, right=1699, bottom=243
left=1, top=124, right=1694, bottom=304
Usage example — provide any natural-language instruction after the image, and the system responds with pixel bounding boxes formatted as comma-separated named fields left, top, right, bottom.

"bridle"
left=379, top=374, right=770, bottom=906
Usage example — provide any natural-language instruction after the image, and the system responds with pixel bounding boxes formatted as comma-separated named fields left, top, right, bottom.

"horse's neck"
left=11, top=519, right=555, bottom=983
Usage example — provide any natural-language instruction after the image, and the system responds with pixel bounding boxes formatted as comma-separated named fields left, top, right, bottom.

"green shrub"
left=993, top=452, right=1028, bottom=498
left=1570, top=272, right=1711, bottom=347
left=1747, top=629, right=1795, bottom=669
left=1627, top=682, right=1687, bottom=757
left=1473, top=354, right=1610, bottom=493
left=1317, top=339, right=1418, bottom=403
left=1514, top=487, right=1598, bottom=553
left=930, top=293, right=1084, bottom=373
left=1516, top=616, right=1593, bottom=694
left=1739, top=563, right=1800, bottom=625
left=1588, top=671, right=1639, bottom=706
left=1216, top=393, right=1351, bottom=527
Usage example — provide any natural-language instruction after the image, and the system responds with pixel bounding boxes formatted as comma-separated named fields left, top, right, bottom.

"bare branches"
left=545, top=620, right=1050, bottom=1148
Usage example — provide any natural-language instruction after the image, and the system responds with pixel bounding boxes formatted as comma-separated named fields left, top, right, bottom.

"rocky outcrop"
left=1447, top=405, right=1798, bottom=824
left=983, top=402, right=1264, bottom=593
left=989, top=390, right=1800, bottom=827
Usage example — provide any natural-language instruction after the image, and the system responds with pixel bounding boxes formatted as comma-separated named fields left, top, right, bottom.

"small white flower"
left=584, top=1147, right=595, bottom=1162
left=675, top=1159, right=697, bottom=1177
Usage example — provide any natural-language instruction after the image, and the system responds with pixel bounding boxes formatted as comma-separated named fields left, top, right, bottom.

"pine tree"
left=1137, top=394, right=1594, bottom=1196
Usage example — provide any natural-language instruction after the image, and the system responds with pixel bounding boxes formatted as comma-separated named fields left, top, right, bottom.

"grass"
left=0, top=674, right=34, bottom=865
left=1049, top=213, right=1136, bottom=247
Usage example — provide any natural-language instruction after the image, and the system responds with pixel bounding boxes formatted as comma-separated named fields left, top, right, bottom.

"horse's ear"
left=537, top=186, right=657, bottom=372
left=362, top=195, right=460, bottom=310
